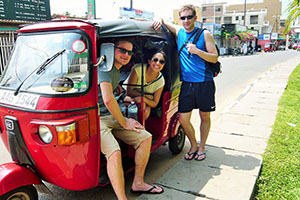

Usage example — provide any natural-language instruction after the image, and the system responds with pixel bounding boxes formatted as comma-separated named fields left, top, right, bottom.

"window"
left=242, top=16, right=244, bottom=20
left=215, top=17, right=221, bottom=24
left=250, top=15, right=258, bottom=24
left=202, top=7, right=206, bottom=11
left=0, top=32, right=90, bottom=94
left=224, top=17, right=232, bottom=24
left=215, top=7, right=221, bottom=12
left=236, top=16, right=239, bottom=21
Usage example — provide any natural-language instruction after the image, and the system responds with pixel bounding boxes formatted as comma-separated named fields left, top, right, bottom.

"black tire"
left=0, top=185, right=38, bottom=200
left=169, top=125, right=185, bottom=154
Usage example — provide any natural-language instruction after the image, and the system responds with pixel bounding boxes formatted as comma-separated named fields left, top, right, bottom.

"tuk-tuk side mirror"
left=94, top=43, right=115, bottom=72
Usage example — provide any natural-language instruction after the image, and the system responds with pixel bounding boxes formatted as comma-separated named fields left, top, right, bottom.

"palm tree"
left=283, top=0, right=300, bottom=34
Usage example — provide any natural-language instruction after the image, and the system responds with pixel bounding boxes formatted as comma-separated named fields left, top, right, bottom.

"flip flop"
left=195, top=150, right=207, bottom=161
left=130, top=185, right=164, bottom=194
left=184, top=150, right=197, bottom=160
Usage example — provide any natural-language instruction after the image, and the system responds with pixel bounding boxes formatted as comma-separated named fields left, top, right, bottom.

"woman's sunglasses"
left=151, top=58, right=165, bottom=65
left=180, top=15, right=194, bottom=20
left=116, top=47, right=134, bottom=56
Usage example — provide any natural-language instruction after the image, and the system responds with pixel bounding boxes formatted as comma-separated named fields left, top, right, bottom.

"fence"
left=0, top=32, right=16, bottom=76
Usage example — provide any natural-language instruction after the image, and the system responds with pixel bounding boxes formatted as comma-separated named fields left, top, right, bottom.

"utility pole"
left=271, top=15, right=280, bottom=33
left=130, top=0, right=133, bottom=9
left=243, top=0, right=246, bottom=26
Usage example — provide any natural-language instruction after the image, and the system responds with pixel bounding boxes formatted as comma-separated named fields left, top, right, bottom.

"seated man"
left=124, top=50, right=166, bottom=120
left=98, top=39, right=164, bottom=200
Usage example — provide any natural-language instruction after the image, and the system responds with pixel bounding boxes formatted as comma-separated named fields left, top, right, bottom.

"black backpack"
left=192, top=28, right=222, bottom=77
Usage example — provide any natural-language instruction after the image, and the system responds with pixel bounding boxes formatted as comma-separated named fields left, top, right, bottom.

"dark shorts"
left=178, top=81, right=216, bottom=113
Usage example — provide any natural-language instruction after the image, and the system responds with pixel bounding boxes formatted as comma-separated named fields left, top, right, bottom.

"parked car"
left=292, top=43, right=300, bottom=50
left=264, top=43, right=276, bottom=52
left=278, top=44, right=286, bottom=50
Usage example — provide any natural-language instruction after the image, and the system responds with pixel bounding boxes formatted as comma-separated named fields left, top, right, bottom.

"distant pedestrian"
left=152, top=4, right=218, bottom=161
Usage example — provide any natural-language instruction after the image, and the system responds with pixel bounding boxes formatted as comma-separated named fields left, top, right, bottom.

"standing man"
left=98, top=39, right=164, bottom=200
left=153, top=4, right=218, bottom=161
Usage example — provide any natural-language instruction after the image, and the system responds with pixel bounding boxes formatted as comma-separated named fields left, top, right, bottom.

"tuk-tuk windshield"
left=0, top=32, right=90, bottom=95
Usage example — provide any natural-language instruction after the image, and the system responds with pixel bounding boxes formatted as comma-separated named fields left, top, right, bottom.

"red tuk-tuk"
left=263, top=42, right=276, bottom=52
left=0, top=19, right=185, bottom=199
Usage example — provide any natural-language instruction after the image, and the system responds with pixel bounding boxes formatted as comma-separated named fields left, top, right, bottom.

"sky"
left=50, top=0, right=291, bottom=20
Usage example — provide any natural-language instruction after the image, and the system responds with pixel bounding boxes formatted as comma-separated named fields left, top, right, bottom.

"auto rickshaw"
left=0, top=19, right=185, bottom=199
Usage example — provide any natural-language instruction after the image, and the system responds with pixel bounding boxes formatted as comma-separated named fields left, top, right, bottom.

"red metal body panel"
left=146, top=89, right=180, bottom=151
left=0, top=163, right=41, bottom=196
left=0, top=21, right=101, bottom=191
left=18, top=20, right=93, bottom=34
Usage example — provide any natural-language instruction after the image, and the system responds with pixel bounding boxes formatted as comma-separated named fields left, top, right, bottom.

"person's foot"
left=131, top=184, right=164, bottom=194
left=184, top=150, right=197, bottom=160
left=194, top=149, right=207, bottom=161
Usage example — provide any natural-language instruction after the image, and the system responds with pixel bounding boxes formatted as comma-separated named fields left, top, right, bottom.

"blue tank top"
left=177, top=28, right=213, bottom=82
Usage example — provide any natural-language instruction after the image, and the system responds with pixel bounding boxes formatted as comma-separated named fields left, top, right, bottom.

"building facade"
left=225, top=0, right=281, bottom=34
left=172, top=0, right=282, bottom=34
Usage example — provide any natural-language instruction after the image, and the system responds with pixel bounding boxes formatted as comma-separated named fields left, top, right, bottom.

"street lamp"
left=243, top=0, right=246, bottom=26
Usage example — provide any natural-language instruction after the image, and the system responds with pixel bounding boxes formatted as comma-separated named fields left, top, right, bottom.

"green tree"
left=284, top=0, right=300, bottom=34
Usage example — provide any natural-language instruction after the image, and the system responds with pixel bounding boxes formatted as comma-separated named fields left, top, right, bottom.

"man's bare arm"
left=152, top=19, right=181, bottom=37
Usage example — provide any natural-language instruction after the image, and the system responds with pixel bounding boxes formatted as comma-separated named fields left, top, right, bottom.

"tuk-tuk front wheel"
left=0, top=185, right=38, bottom=200
left=169, top=125, right=185, bottom=154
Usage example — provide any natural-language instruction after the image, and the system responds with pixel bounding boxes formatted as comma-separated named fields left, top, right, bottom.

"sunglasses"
left=151, top=58, right=165, bottom=65
left=180, top=15, right=194, bottom=20
left=116, top=47, right=134, bottom=56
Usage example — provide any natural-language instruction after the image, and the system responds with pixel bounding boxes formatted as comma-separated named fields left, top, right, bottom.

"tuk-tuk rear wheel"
left=169, top=125, right=185, bottom=154
left=0, top=185, right=38, bottom=200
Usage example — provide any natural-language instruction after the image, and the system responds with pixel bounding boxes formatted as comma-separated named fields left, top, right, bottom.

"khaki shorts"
left=100, top=115, right=152, bottom=159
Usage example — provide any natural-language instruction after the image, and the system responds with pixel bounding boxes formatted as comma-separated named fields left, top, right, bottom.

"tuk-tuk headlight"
left=38, top=125, right=53, bottom=144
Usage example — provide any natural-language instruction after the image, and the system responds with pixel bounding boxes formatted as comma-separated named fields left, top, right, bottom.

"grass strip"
left=254, top=64, right=300, bottom=200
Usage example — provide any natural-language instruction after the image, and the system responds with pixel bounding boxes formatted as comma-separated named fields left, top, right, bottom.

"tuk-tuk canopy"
left=89, top=19, right=165, bottom=38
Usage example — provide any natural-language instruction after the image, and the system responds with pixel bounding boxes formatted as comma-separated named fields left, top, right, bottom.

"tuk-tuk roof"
left=18, top=19, right=166, bottom=38
left=88, top=19, right=164, bottom=38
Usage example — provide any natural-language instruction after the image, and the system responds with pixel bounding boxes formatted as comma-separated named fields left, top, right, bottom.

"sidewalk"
left=137, top=56, right=300, bottom=200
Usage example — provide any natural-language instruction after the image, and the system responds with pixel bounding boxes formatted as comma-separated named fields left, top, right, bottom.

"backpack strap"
left=193, top=28, right=206, bottom=44
left=178, top=28, right=199, bottom=56
left=188, top=28, right=206, bottom=58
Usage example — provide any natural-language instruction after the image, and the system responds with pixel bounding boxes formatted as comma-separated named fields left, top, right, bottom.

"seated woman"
left=124, top=50, right=166, bottom=120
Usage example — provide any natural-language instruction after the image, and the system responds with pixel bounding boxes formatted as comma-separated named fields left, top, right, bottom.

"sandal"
left=130, top=185, right=164, bottom=194
left=194, top=150, right=207, bottom=161
left=184, top=150, right=197, bottom=160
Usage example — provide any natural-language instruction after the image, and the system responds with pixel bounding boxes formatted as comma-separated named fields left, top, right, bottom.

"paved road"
left=0, top=50, right=299, bottom=199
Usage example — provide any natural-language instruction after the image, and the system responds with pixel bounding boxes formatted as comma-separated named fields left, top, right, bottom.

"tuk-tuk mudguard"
left=0, top=163, right=41, bottom=196
left=169, top=113, right=180, bottom=138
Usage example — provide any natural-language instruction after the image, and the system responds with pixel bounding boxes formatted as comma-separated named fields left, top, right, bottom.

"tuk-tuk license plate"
left=0, top=90, right=40, bottom=110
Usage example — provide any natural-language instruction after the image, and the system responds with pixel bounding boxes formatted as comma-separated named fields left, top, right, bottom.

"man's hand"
left=124, top=118, right=144, bottom=133
left=186, top=42, right=198, bottom=55
left=152, top=20, right=162, bottom=32
left=115, top=85, right=123, bottom=96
